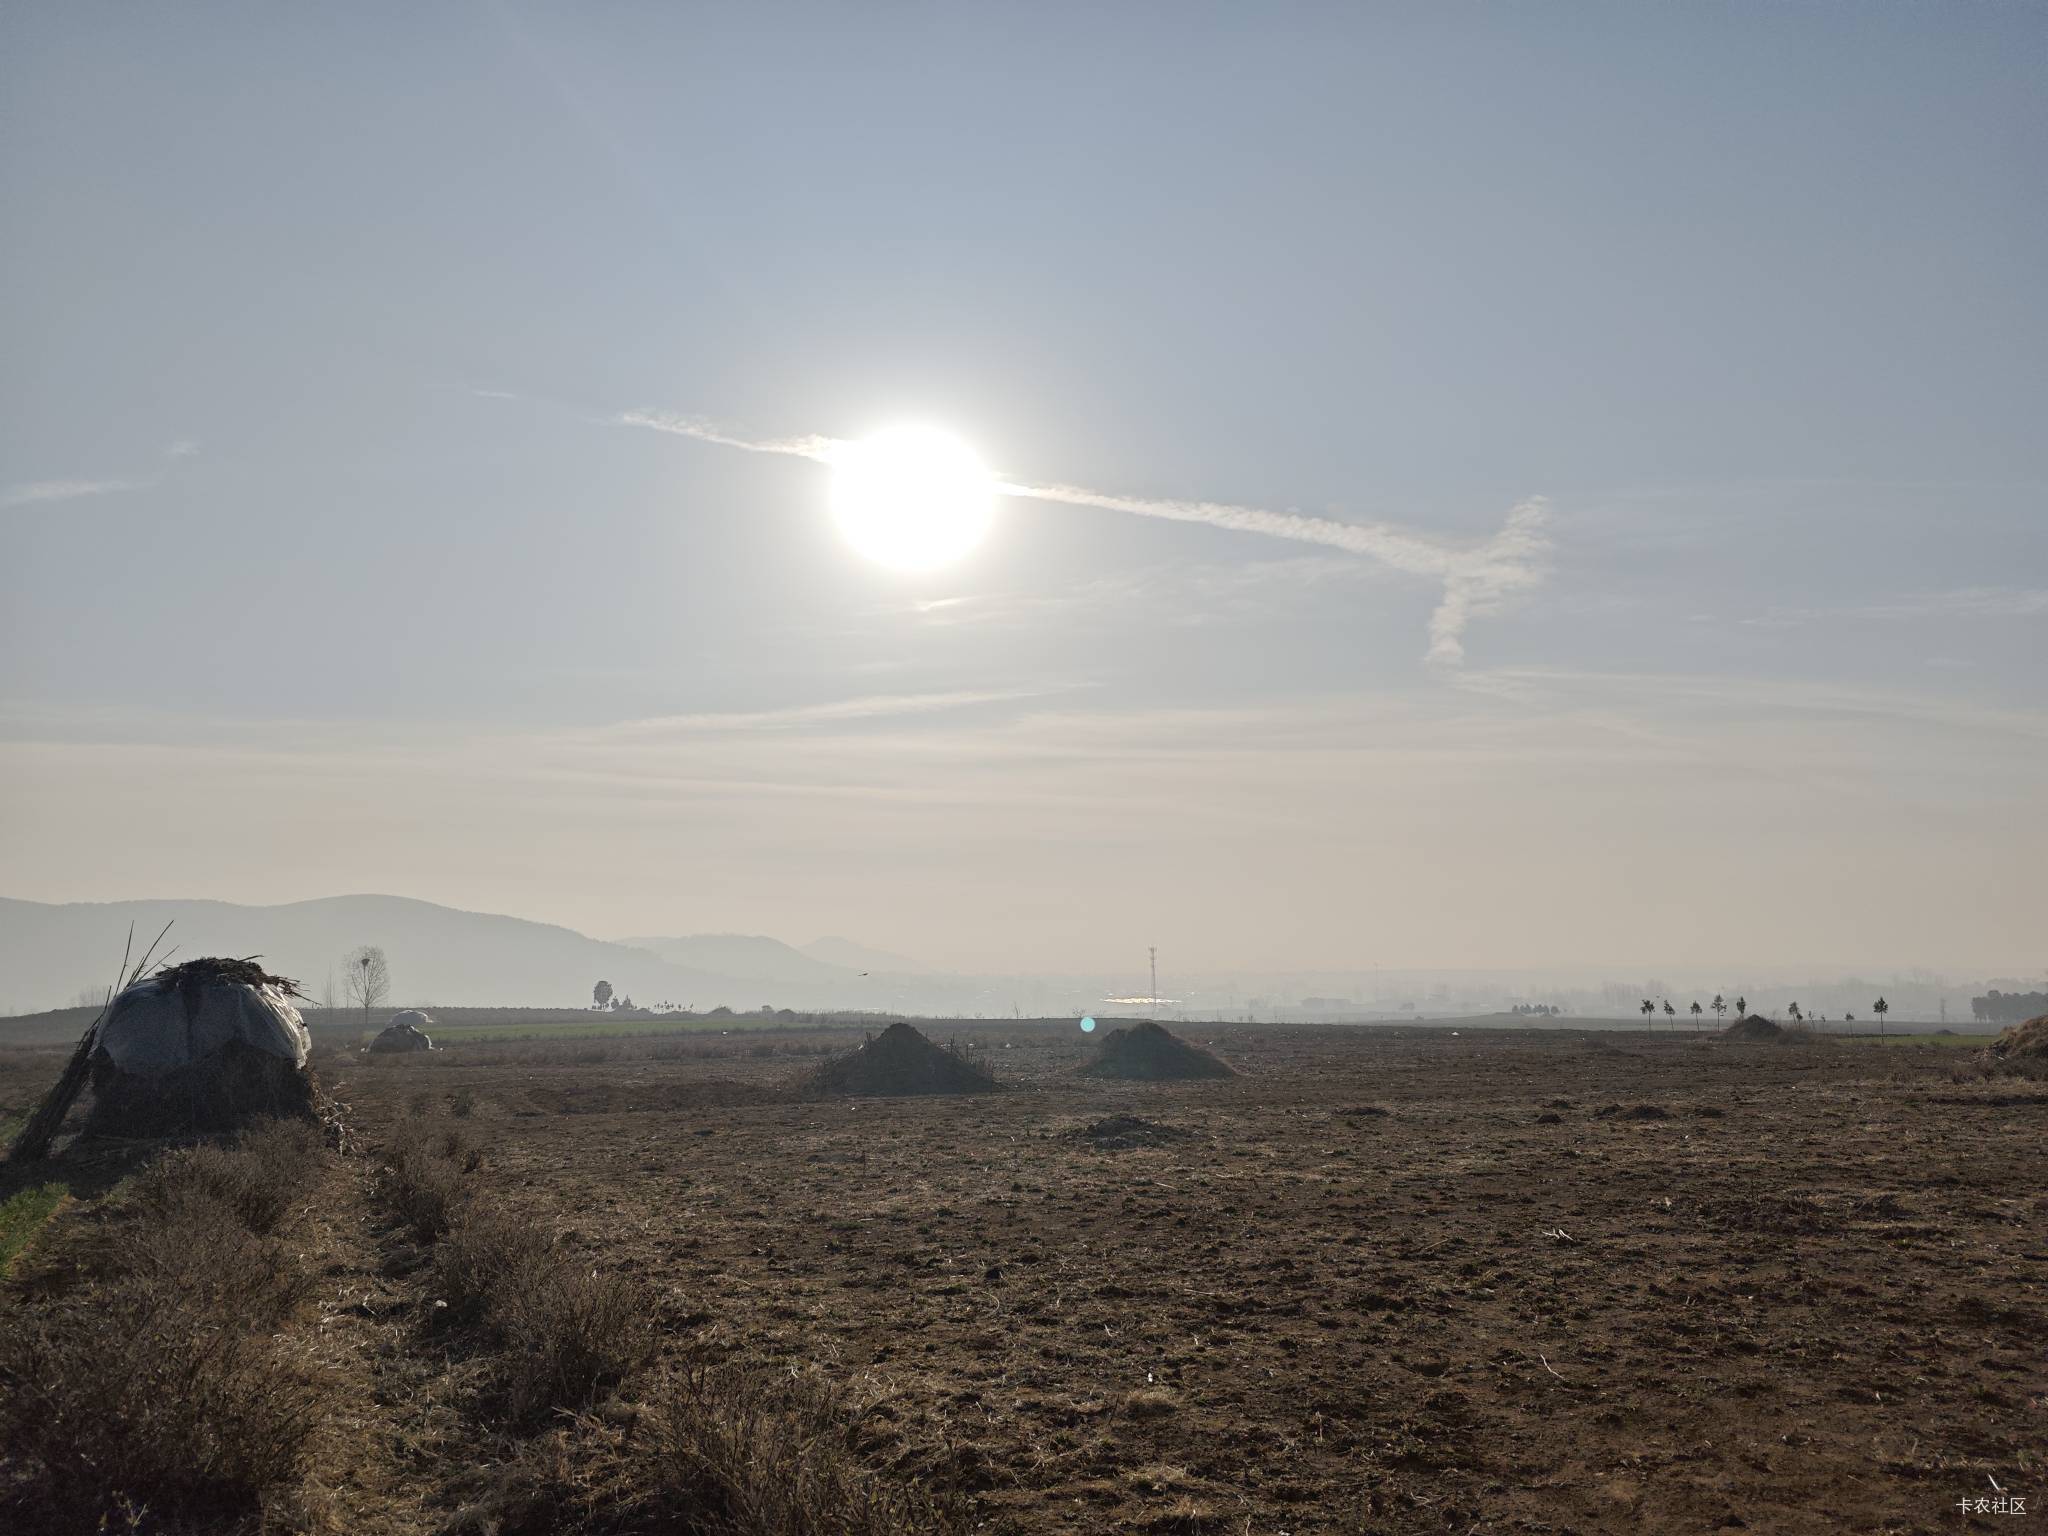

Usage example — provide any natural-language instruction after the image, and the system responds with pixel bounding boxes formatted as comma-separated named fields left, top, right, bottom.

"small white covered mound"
left=369, top=1010, right=436, bottom=1053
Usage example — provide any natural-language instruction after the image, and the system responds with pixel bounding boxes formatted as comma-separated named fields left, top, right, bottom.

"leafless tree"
left=345, top=945, right=391, bottom=1030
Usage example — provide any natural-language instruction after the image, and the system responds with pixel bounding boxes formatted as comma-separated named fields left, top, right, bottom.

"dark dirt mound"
left=1722, top=1015, right=1786, bottom=1042
left=1065, top=1115, right=1196, bottom=1150
left=1336, top=1104, right=1388, bottom=1119
left=1595, top=1103, right=1670, bottom=1120
left=1078, top=1020, right=1234, bottom=1082
left=1991, top=1014, right=2048, bottom=1060
left=805, top=1022, right=1001, bottom=1098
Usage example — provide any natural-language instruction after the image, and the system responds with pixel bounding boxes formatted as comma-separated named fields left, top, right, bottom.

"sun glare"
left=830, top=424, right=996, bottom=572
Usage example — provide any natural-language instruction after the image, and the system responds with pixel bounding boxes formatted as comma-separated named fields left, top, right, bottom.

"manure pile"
left=805, top=1021, right=1001, bottom=1097
left=1078, top=1020, right=1234, bottom=1081
left=1722, top=1015, right=1787, bottom=1043
left=1991, top=1014, right=2048, bottom=1060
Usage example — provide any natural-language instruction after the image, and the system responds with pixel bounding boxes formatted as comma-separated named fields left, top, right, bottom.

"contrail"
left=619, top=410, right=839, bottom=464
left=616, top=408, right=1550, bottom=665
left=997, top=478, right=1550, bottom=666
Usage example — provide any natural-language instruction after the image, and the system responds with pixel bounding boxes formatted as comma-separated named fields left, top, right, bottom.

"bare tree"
left=1873, top=995, right=1889, bottom=1042
left=344, top=945, right=391, bottom=1031
left=1689, top=1000, right=1703, bottom=1029
left=1640, top=998, right=1656, bottom=1026
left=1734, top=994, right=1747, bottom=1018
left=1712, top=994, right=1727, bottom=1026
left=1662, top=1000, right=1676, bottom=1025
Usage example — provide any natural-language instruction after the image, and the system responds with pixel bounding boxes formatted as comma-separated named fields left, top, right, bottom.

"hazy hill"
left=801, top=935, right=922, bottom=974
left=615, top=933, right=851, bottom=986
left=0, top=895, right=752, bottom=1015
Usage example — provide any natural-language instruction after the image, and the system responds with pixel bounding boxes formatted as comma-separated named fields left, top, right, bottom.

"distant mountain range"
left=0, top=895, right=926, bottom=1015
left=798, top=936, right=923, bottom=974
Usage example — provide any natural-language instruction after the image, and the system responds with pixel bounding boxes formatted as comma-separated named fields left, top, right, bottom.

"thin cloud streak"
left=1, top=477, right=144, bottom=509
left=600, top=687, right=1059, bottom=737
left=614, top=409, right=1552, bottom=666
left=1742, top=588, right=2048, bottom=626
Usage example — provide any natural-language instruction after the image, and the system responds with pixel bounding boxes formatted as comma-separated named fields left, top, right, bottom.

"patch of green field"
left=0, top=1183, right=68, bottom=1275
left=343, top=1015, right=838, bottom=1046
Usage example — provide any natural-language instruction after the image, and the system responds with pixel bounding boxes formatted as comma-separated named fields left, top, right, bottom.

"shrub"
left=429, top=1202, right=654, bottom=1428
left=372, top=1119, right=477, bottom=1243
left=428, top=1201, right=554, bottom=1331
left=495, top=1258, right=654, bottom=1428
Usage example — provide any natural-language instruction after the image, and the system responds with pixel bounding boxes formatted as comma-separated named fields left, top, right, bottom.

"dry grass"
left=132, top=1116, right=323, bottom=1236
left=368, top=1118, right=657, bottom=1432
left=614, top=1364, right=957, bottom=1535
left=0, top=1126, right=328, bottom=1532
left=459, top=1363, right=957, bottom=1536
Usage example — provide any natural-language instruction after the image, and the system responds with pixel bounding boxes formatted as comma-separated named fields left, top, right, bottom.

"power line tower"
left=1149, top=946, right=1158, bottom=1017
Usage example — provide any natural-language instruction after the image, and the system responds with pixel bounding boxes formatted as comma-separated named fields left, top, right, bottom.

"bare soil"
left=4, top=1024, right=2043, bottom=1533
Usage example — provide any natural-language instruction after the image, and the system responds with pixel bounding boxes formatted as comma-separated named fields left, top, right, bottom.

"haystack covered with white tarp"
left=369, top=1009, right=436, bottom=1053
left=84, top=958, right=317, bottom=1135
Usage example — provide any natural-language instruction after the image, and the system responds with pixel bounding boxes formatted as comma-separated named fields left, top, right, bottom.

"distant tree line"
left=1508, top=1004, right=1562, bottom=1016
left=1972, top=990, right=2048, bottom=1023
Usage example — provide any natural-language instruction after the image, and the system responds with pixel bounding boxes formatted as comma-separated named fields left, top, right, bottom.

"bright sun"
left=830, top=424, right=996, bottom=572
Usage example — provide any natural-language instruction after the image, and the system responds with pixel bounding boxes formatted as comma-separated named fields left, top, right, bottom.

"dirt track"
left=318, top=1024, right=2046, bottom=1534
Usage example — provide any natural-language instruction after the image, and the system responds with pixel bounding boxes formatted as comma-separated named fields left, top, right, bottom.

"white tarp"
left=96, top=977, right=311, bottom=1078
left=388, top=1009, right=435, bottom=1029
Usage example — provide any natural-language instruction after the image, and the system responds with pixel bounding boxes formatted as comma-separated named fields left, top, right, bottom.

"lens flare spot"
left=1080, top=1016, right=1097, bottom=1033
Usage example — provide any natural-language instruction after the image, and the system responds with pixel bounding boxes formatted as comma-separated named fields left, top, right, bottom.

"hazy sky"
left=3, top=5, right=2043, bottom=974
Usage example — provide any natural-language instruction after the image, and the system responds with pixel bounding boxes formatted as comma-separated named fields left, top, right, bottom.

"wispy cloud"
left=1452, top=664, right=2048, bottom=743
left=1, top=477, right=144, bottom=509
left=600, top=687, right=1058, bottom=737
left=612, top=409, right=1552, bottom=666
left=1742, top=588, right=2048, bottom=626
